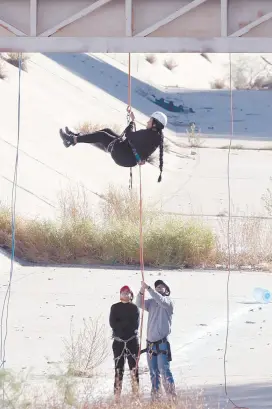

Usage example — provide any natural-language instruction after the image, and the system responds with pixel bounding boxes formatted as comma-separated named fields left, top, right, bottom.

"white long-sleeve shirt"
left=136, top=287, right=173, bottom=343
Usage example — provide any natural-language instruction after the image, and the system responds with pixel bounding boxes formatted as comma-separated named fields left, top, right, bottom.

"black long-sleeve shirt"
left=109, top=301, right=140, bottom=340
left=111, top=121, right=161, bottom=167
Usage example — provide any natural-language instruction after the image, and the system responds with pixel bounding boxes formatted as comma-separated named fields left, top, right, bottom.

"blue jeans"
left=147, top=340, right=175, bottom=397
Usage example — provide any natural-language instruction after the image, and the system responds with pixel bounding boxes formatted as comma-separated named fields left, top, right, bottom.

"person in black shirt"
left=109, top=285, right=140, bottom=399
left=59, top=110, right=168, bottom=183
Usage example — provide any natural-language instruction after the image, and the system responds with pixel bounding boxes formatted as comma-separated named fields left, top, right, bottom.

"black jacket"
left=111, top=122, right=161, bottom=167
left=109, top=301, right=140, bottom=340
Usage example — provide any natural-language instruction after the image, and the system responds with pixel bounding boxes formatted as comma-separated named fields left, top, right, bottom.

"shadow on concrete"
left=237, top=301, right=271, bottom=305
left=44, top=53, right=272, bottom=143
left=196, top=380, right=272, bottom=409
left=0, top=246, right=181, bottom=271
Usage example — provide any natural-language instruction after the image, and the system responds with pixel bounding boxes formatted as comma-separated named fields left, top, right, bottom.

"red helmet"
left=120, top=285, right=134, bottom=300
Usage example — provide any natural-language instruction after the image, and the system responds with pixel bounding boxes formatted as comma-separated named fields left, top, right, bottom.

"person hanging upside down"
left=109, top=285, right=140, bottom=400
left=59, top=110, right=168, bottom=182
left=136, top=280, right=176, bottom=401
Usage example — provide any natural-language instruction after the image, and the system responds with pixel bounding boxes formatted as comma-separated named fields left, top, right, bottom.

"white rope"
left=0, top=53, right=22, bottom=370
left=223, top=53, right=248, bottom=409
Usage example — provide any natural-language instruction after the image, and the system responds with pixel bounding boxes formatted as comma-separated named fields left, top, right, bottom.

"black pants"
left=77, top=128, right=136, bottom=167
left=112, top=337, right=139, bottom=394
left=77, top=128, right=120, bottom=151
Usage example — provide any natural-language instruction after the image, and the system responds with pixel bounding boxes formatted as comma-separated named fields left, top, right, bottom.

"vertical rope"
left=128, top=53, right=131, bottom=108
left=126, top=53, right=145, bottom=373
left=135, top=166, right=145, bottom=371
left=0, top=53, right=22, bottom=371
left=127, top=53, right=133, bottom=190
left=0, top=53, right=22, bottom=408
left=223, top=53, right=248, bottom=409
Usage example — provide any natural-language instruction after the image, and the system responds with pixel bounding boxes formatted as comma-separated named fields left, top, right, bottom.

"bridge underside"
left=1, top=0, right=272, bottom=52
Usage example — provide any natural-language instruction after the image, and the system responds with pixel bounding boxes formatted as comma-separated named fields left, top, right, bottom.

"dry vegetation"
left=0, top=315, right=208, bottom=408
left=63, top=316, right=109, bottom=378
left=145, top=54, right=157, bottom=64
left=216, top=214, right=272, bottom=267
left=0, top=367, right=207, bottom=409
left=76, top=122, right=122, bottom=135
left=163, top=59, right=178, bottom=71
left=0, top=56, right=6, bottom=80
left=230, top=55, right=272, bottom=90
left=0, top=186, right=214, bottom=267
left=210, top=78, right=226, bottom=90
left=210, top=55, right=272, bottom=90
left=4, top=52, right=29, bottom=72
left=186, top=123, right=204, bottom=148
left=1, top=184, right=272, bottom=269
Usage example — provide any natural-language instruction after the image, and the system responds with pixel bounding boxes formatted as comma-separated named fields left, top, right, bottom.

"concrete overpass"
left=0, top=0, right=272, bottom=52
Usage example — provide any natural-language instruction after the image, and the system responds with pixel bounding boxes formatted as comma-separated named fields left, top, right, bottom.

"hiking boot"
left=59, top=129, right=75, bottom=147
left=65, top=126, right=80, bottom=136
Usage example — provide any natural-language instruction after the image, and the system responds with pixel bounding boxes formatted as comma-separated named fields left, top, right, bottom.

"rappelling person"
left=109, top=285, right=140, bottom=400
left=59, top=109, right=168, bottom=183
left=136, top=280, right=176, bottom=401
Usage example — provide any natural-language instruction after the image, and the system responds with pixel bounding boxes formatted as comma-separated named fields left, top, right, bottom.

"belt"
left=147, top=337, right=168, bottom=345
left=113, top=334, right=137, bottom=343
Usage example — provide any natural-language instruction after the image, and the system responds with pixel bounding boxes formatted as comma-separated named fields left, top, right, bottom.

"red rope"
left=128, top=53, right=131, bottom=108
left=127, top=53, right=145, bottom=372
left=135, top=166, right=145, bottom=371
left=127, top=53, right=133, bottom=190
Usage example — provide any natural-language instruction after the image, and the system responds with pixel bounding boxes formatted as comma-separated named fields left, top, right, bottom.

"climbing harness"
left=143, top=338, right=172, bottom=362
left=107, top=54, right=144, bottom=190
left=113, top=334, right=138, bottom=366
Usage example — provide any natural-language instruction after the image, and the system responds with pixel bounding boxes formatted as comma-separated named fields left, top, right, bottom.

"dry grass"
left=0, top=386, right=208, bottom=409
left=163, top=59, right=178, bottom=71
left=0, top=59, right=6, bottom=80
left=0, top=317, right=209, bottom=409
left=63, top=316, right=109, bottom=378
left=76, top=121, right=122, bottom=136
left=0, top=366, right=208, bottom=409
left=220, top=144, right=244, bottom=150
left=2, top=185, right=271, bottom=269
left=209, top=55, right=272, bottom=90
left=186, top=123, right=204, bottom=148
left=262, top=180, right=272, bottom=216
left=4, top=53, right=29, bottom=72
left=0, top=186, right=214, bottom=267
left=145, top=54, right=157, bottom=64
left=210, top=78, right=226, bottom=89
left=215, top=213, right=272, bottom=267
left=226, top=55, right=272, bottom=90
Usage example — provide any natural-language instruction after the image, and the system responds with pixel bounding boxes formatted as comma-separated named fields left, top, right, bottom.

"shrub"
left=145, top=54, right=157, bottom=64
left=5, top=53, right=29, bottom=72
left=163, top=58, right=178, bottom=71
left=229, top=55, right=272, bottom=90
left=0, top=59, right=6, bottom=79
left=75, top=121, right=121, bottom=135
left=210, top=78, right=226, bottom=89
left=0, top=186, right=215, bottom=267
left=63, top=316, right=109, bottom=378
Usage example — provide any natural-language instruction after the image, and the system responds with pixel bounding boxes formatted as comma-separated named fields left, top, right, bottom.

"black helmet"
left=154, top=279, right=170, bottom=296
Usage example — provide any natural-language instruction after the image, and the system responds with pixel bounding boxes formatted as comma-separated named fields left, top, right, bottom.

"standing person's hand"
left=140, top=281, right=149, bottom=293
